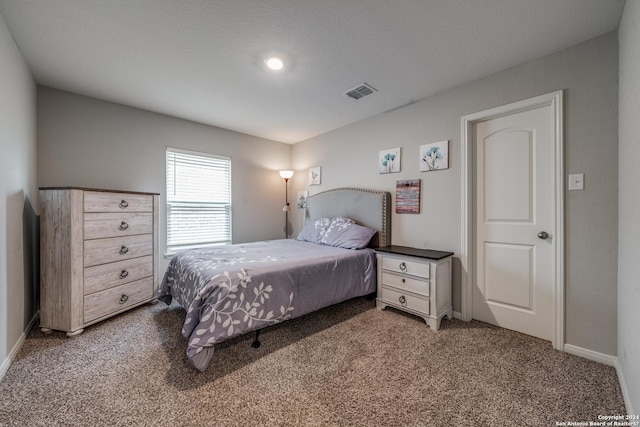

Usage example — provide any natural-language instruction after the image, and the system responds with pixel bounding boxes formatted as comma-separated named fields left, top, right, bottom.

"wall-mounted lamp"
left=279, top=170, right=294, bottom=238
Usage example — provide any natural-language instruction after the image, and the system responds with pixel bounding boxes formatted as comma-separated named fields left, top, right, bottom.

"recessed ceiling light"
left=265, top=56, right=285, bottom=71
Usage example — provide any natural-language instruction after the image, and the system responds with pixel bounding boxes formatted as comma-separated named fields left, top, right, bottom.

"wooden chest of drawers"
left=39, top=187, right=159, bottom=336
left=375, top=246, right=453, bottom=331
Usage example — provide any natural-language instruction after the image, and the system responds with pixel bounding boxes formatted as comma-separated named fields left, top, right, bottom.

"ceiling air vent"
left=345, top=83, right=377, bottom=100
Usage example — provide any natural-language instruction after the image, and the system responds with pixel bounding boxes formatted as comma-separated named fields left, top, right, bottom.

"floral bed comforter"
left=157, top=239, right=376, bottom=371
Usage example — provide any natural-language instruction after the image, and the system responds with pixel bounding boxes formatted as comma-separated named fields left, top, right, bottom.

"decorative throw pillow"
left=316, top=217, right=355, bottom=243
left=297, top=217, right=355, bottom=243
left=321, top=222, right=377, bottom=249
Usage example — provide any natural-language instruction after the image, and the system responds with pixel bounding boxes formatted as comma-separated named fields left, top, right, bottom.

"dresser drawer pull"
left=399, top=262, right=407, bottom=272
left=119, top=200, right=129, bottom=209
left=119, top=270, right=129, bottom=279
left=119, top=245, right=129, bottom=255
left=399, top=295, right=407, bottom=306
left=119, top=221, right=129, bottom=231
left=401, top=278, right=406, bottom=283
left=119, top=294, right=129, bottom=304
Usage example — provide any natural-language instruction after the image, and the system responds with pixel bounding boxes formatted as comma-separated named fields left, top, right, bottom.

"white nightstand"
left=375, top=246, right=453, bottom=330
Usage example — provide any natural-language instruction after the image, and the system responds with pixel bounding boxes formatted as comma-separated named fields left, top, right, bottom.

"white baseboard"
left=0, top=311, right=39, bottom=382
left=452, top=311, right=462, bottom=320
left=563, top=343, right=617, bottom=367
left=615, top=359, right=635, bottom=416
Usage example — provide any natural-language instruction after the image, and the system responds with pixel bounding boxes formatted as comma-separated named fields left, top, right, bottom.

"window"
left=166, top=147, right=231, bottom=253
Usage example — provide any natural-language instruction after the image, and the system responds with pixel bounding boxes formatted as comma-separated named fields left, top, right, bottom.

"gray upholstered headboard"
left=305, top=187, right=391, bottom=248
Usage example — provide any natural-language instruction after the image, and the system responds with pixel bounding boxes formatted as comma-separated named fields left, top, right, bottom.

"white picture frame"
left=420, top=140, right=449, bottom=172
left=309, top=166, right=321, bottom=186
left=379, top=147, right=401, bottom=174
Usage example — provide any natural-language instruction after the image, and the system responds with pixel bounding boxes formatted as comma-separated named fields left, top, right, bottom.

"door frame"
left=460, top=90, right=564, bottom=350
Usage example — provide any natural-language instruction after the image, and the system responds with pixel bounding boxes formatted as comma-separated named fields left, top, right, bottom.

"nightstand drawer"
left=84, top=191, right=153, bottom=213
left=381, top=256, right=430, bottom=278
left=380, top=286, right=430, bottom=316
left=84, top=212, right=153, bottom=239
left=84, top=277, right=154, bottom=323
left=381, top=272, right=429, bottom=297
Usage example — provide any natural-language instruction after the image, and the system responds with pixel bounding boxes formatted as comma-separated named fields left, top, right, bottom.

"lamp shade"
left=279, top=170, right=294, bottom=180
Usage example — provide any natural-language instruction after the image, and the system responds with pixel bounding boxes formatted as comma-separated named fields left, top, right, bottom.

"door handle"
left=537, top=231, right=549, bottom=240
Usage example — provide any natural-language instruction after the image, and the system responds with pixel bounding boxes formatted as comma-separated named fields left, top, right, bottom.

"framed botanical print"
left=420, top=140, right=449, bottom=172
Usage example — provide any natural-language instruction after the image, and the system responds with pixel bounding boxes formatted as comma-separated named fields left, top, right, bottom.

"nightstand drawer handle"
left=119, top=294, right=129, bottom=304
left=119, top=200, right=129, bottom=209
left=399, top=295, right=407, bottom=306
left=401, top=278, right=406, bottom=283
left=399, top=262, right=407, bottom=272
left=119, top=270, right=129, bottom=279
left=119, top=245, right=129, bottom=255
left=119, top=221, right=129, bottom=231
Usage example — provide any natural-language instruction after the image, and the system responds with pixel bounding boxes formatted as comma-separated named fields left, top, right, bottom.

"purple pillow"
left=297, top=221, right=318, bottom=242
left=320, top=222, right=377, bottom=249
left=297, top=217, right=356, bottom=243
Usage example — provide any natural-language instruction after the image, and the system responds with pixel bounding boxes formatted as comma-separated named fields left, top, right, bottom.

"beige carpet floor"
left=0, top=297, right=626, bottom=426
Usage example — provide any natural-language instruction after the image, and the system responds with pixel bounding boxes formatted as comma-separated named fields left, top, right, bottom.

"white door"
left=473, top=104, right=555, bottom=341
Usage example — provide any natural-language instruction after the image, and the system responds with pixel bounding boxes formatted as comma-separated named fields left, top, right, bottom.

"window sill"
left=164, top=242, right=231, bottom=259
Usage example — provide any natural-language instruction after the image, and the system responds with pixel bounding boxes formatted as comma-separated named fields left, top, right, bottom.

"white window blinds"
left=166, top=148, right=232, bottom=253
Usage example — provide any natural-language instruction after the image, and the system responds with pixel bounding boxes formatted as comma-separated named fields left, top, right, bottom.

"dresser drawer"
left=84, top=255, right=153, bottom=295
left=381, top=256, right=430, bottom=279
left=84, top=212, right=153, bottom=240
left=84, top=234, right=153, bottom=267
left=381, top=271, right=429, bottom=297
left=380, top=286, right=430, bottom=316
left=84, top=191, right=153, bottom=213
left=84, top=277, right=153, bottom=323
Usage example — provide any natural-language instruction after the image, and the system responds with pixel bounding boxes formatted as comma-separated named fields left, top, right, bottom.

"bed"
left=157, top=187, right=391, bottom=371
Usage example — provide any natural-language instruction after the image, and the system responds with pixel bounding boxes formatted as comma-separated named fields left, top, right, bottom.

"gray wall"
left=37, top=88, right=293, bottom=272
left=618, top=0, right=640, bottom=414
left=292, top=33, right=619, bottom=356
left=0, top=13, right=37, bottom=373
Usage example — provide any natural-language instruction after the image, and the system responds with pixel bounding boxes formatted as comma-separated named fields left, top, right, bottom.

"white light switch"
left=568, top=173, right=584, bottom=191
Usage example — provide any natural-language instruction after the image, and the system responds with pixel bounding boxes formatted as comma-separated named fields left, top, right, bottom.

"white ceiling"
left=0, top=0, right=625, bottom=144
